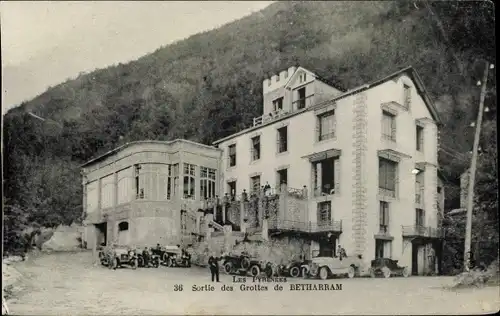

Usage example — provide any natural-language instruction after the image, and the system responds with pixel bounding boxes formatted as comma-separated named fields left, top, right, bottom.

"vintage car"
left=137, top=248, right=160, bottom=268
left=164, top=246, right=191, bottom=268
left=100, top=245, right=138, bottom=270
left=369, top=258, right=410, bottom=278
left=304, top=252, right=366, bottom=280
left=223, top=252, right=268, bottom=277
left=279, top=258, right=311, bottom=278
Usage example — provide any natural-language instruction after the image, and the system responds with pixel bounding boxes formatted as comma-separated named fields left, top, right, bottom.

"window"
left=415, top=181, right=422, bottom=204
left=403, top=84, right=411, bottom=108
left=416, top=209, right=425, bottom=227
left=227, top=181, right=237, bottom=200
left=313, top=157, right=337, bottom=196
left=277, top=126, right=288, bottom=153
left=134, top=164, right=143, bottom=199
left=100, top=174, right=115, bottom=208
left=416, top=125, right=424, bottom=151
left=251, top=136, right=261, bottom=161
left=318, top=111, right=335, bottom=141
left=276, top=168, right=288, bottom=187
left=166, top=165, right=172, bottom=199
left=379, top=158, right=397, bottom=194
left=172, top=164, right=179, bottom=197
left=228, top=144, right=236, bottom=167
left=273, top=97, right=283, bottom=111
left=117, top=167, right=134, bottom=204
left=183, top=163, right=196, bottom=199
left=317, top=201, right=332, bottom=223
left=200, top=167, right=216, bottom=200
left=379, top=201, right=390, bottom=233
left=382, top=111, right=396, bottom=141
left=375, top=240, right=392, bottom=259
left=250, top=175, right=261, bottom=194
left=297, top=87, right=306, bottom=109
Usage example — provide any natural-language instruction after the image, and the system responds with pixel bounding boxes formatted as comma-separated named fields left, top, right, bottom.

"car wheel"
left=250, top=265, right=261, bottom=277
left=369, top=268, right=376, bottom=278
left=347, top=266, right=356, bottom=279
left=319, top=267, right=329, bottom=280
left=131, top=259, right=138, bottom=270
left=382, top=267, right=391, bottom=278
left=241, top=257, right=250, bottom=270
left=402, top=267, right=410, bottom=278
left=301, top=267, right=309, bottom=279
left=265, top=264, right=275, bottom=278
left=224, top=262, right=233, bottom=274
left=290, top=266, right=300, bottom=278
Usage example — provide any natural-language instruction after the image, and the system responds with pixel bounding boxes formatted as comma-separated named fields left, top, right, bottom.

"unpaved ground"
left=5, top=252, right=500, bottom=315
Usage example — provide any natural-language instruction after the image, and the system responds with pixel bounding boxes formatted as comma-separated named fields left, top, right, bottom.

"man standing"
left=208, top=252, right=220, bottom=282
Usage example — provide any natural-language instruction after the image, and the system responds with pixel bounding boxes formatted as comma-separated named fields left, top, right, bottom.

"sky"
left=0, top=1, right=273, bottom=114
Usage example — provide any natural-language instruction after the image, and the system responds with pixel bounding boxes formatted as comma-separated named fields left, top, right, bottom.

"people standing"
left=208, top=252, right=220, bottom=282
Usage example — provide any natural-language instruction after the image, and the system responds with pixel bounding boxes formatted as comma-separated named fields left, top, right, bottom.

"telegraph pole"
left=464, top=61, right=492, bottom=271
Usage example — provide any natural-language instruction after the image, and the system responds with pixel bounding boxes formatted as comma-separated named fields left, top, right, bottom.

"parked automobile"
left=279, top=258, right=311, bottom=278
left=164, top=246, right=191, bottom=268
left=304, top=251, right=366, bottom=280
left=100, top=245, right=138, bottom=270
left=369, top=258, right=410, bottom=278
left=137, top=248, right=160, bottom=268
left=222, top=252, right=267, bottom=277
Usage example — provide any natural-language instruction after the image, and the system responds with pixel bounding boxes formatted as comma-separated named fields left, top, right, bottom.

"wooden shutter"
left=334, top=158, right=340, bottom=194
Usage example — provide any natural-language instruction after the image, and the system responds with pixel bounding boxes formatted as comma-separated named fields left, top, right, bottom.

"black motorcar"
left=222, top=253, right=266, bottom=277
left=100, top=245, right=138, bottom=270
left=278, top=259, right=311, bottom=278
left=137, top=249, right=160, bottom=268
left=369, top=258, right=410, bottom=278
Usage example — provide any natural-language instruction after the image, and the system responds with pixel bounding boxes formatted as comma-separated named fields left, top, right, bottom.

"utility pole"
left=464, top=61, right=492, bottom=271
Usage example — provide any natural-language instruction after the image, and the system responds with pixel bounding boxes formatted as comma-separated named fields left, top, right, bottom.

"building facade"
left=213, top=66, right=446, bottom=275
left=81, top=140, right=221, bottom=249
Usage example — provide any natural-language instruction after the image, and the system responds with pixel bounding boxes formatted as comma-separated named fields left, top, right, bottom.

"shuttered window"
left=318, top=110, right=335, bottom=141
left=379, top=158, right=397, bottom=192
left=382, top=111, right=396, bottom=141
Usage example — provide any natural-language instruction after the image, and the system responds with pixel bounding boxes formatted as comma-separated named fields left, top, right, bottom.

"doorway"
left=95, top=222, right=107, bottom=246
left=318, top=235, right=336, bottom=257
left=411, top=243, right=419, bottom=275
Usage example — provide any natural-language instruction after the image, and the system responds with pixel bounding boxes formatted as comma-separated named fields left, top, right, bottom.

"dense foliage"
left=3, top=1, right=497, bottom=261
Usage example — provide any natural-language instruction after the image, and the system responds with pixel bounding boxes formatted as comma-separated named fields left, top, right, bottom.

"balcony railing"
left=252, top=95, right=316, bottom=127
left=253, top=109, right=291, bottom=127
left=292, top=95, right=315, bottom=111
left=402, top=225, right=442, bottom=238
left=268, top=219, right=342, bottom=234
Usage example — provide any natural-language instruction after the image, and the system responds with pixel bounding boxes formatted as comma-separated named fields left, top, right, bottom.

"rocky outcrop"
left=39, top=224, right=84, bottom=252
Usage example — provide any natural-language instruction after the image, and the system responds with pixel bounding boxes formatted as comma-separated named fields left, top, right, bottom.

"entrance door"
left=375, top=239, right=384, bottom=258
left=318, top=235, right=335, bottom=257
left=411, top=243, right=418, bottom=275
left=95, top=222, right=107, bottom=246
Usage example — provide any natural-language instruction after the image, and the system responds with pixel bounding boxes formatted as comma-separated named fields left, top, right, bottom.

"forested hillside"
left=3, top=1, right=496, bottom=253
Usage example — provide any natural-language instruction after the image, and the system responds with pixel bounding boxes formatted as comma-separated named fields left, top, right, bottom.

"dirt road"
left=6, top=252, right=500, bottom=315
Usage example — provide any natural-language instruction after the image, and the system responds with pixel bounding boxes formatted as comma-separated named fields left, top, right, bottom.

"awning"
left=302, top=148, right=341, bottom=162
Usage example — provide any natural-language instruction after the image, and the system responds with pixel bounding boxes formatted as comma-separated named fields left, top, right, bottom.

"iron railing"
left=292, top=95, right=315, bottom=111
left=402, top=225, right=442, bottom=238
left=268, top=219, right=342, bottom=233
left=252, top=95, right=315, bottom=127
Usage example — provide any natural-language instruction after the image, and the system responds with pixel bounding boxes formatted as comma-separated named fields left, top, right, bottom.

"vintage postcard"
left=2, top=1, right=498, bottom=315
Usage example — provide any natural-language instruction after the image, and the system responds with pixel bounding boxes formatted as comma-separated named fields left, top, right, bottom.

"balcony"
left=268, top=219, right=342, bottom=234
left=402, top=225, right=442, bottom=238
left=252, top=94, right=316, bottom=127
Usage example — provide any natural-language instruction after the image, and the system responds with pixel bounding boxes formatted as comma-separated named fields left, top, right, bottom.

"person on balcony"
left=264, top=182, right=271, bottom=196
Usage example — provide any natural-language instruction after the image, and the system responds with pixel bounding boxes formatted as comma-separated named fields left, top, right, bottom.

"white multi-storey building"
left=213, top=66, right=446, bottom=275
